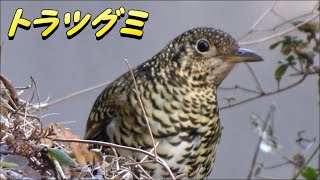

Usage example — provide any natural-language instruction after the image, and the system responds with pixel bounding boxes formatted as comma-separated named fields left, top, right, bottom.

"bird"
left=84, top=27, right=263, bottom=179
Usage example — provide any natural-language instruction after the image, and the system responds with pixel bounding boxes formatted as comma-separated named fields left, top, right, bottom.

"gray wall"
left=1, top=1, right=319, bottom=179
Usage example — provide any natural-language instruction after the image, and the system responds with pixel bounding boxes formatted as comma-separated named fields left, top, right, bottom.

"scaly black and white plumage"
left=85, top=27, right=263, bottom=179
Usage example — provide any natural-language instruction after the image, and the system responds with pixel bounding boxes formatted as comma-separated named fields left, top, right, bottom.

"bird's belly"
left=126, top=134, right=219, bottom=179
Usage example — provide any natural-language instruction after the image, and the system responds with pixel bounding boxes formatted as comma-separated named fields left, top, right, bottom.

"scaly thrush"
left=85, top=27, right=263, bottom=179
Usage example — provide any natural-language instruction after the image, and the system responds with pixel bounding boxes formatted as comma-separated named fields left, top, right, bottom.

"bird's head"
left=162, top=27, right=263, bottom=87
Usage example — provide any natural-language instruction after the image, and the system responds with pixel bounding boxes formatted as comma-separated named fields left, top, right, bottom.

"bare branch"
left=239, top=13, right=320, bottom=46
left=30, top=76, right=42, bottom=130
left=237, top=1, right=277, bottom=41
left=0, top=74, right=19, bottom=107
left=221, top=75, right=307, bottom=110
left=244, top=63, right=264, bottom=93
left=0, top=42, right=3, bottom=65
left=271, top=11, right=316, bottom=31
left=219, top=85, right=262, bottom=94
left=292, top=144, right=320, bottom=180
left=247, top=105, right=276, bottom=180
left=41, top=81, right=110, bottom=109
left=1, top=97, right=40, bottom=121
left=262, top=161, right=291, bottom=170
left=53, top=160, right=66, bottom=179
left=124, top=59, right=158, bottom=159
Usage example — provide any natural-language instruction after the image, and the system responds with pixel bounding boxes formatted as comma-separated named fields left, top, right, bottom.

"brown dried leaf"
left=51, top=123, right=100, bottom=167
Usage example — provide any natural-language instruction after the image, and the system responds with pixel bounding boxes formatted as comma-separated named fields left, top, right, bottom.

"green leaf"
left=1, top=155, right=29, bottom=169
left=283, top=35, right=292, bottom=43
left=275, top=64, right=289, bottom=82
left=301, top=166, right=319, bottom=180
left=0, top=161, right=19, bottom=167
left=281, top=44, right=292, bottom=55
left=48, top=148, right=78, bottom=167
left=282, top=35, right=297, bottom=45
left=286, top=55, right=295, bottom=63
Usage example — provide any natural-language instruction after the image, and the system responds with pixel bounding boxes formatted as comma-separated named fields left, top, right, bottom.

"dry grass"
left=0, top=74, right=158, bottom=179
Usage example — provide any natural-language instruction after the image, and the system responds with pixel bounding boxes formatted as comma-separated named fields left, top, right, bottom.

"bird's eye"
left=196, top=39, right=210, bottom=53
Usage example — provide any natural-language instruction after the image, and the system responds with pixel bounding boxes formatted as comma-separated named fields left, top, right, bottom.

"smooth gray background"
left=1, top=1, right=319, bottom=179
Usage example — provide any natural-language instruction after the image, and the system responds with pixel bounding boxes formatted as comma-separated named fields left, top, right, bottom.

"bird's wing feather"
left=84, top=72, right=133, bottom=141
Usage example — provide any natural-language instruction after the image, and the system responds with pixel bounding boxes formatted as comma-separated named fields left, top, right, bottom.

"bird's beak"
left=219, top=48, right=264, bottom=63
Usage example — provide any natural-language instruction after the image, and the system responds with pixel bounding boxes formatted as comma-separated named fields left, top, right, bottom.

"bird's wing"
left=84, top=72, right=133, bottom=141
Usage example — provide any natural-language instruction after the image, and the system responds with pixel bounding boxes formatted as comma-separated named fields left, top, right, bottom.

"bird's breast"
left=118, top=80, right=222, bottom=178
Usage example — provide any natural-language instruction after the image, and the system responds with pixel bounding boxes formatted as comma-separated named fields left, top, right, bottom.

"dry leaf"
left=51, top=123, right=100, bottom=167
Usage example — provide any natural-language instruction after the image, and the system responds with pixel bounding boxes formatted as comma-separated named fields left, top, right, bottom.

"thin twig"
left=237, top=2, right=318, bottom=42
left=239, top=13, right=320, bottom=45
left=219, top=85, right=262, bottom=94
left=2, top=84, right=18, bottom=110
left=124, top=59, right=158, bottom=159
left=126, top=157, right=153, bottom=179
left=15, top=85, right=32, bottom=90
left=244, top=63, right=264, bottom=93
left=53, top=160, right=67, bottom=179
left=237, top=1, right=277, bottom=41
left=247, top=106, right=276, bottom=180
left=255, top=175, right=276, bottom=180
left=30, top=76, right=42, bottom=130
left=292, top=144, right=320, bottom=180
left=41, top=81, right=110, bottom=109
left=30, top=76, right=41, bottom=114
left=56, top=121, right=76, bottom=125
left=0, top=74, right=19, bottom=107
left=271, top=2, right=319, bottom=31
left=123, top=160, right=155, bottom=166
left=271, top=12, right=315, bottom=31
left=263, top=161, right=291, bottom=169
left=136, top=141, right=159, bottom=179
left=0, top=42, right=3, bottom=66
left=221, top=75, right=307, bottom=110
left=312, top=2, right=319, bottom=12
left=1, top=99, right=40, bottom=121
left=27, top=81, right=36, bottom=106
left=50, top=138, right=175, bottom=180
left=139, top=141, right=159, bottom=163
